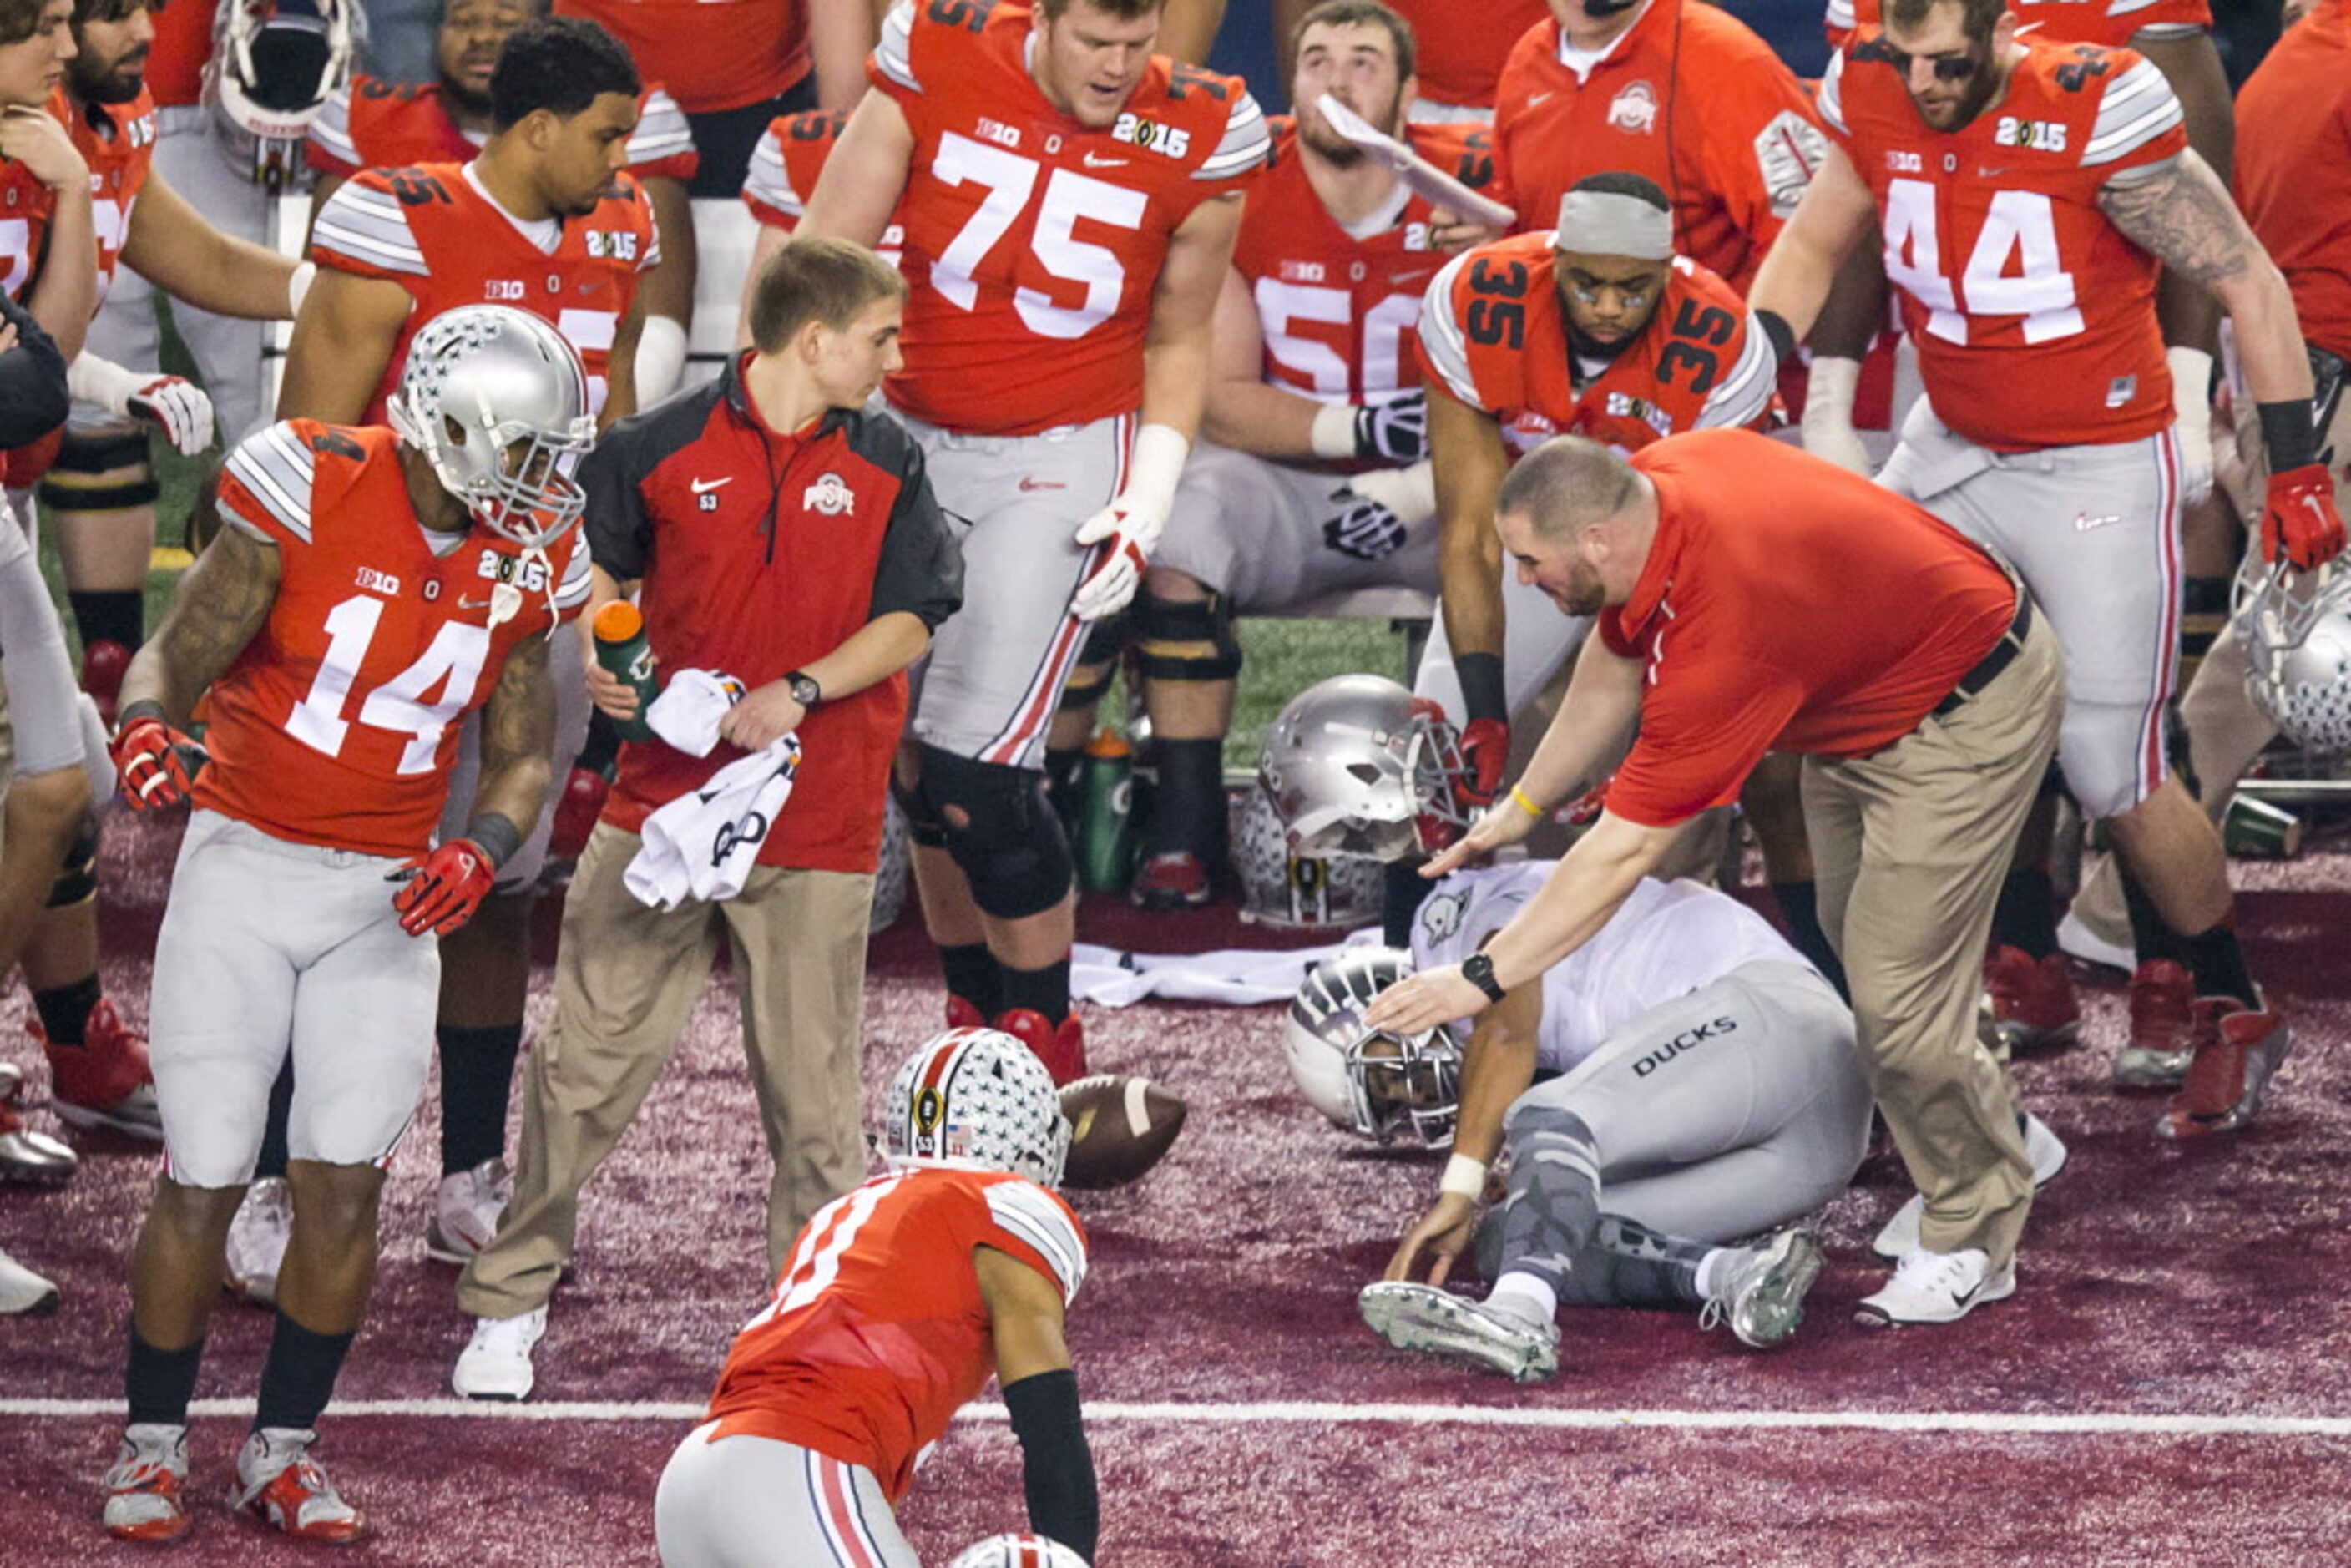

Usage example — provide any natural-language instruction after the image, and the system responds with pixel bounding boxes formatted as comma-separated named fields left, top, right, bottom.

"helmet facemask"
left=1345, top=1024, right=1464, bottom=1147
left=2235, top=555, right=2351, bottom=755
left=209, top=0, right=362, bottom=190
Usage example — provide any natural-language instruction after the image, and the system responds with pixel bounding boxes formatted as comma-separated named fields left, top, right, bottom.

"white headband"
left=1555, top=190, right=1673, bottom=261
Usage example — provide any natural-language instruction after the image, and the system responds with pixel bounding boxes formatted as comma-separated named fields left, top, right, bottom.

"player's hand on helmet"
left=2262, top=464, right=2347, bottom=569
left=390, top=838, right=498, bottom=938
left=1069, top=491, right=1169, bottom=623
left=1454, top=716, right=1509, bottom=810
left=127, top=376, right=215, bottom=457
left=109, top=704, right=202, bottom=811
left=1352, top=390, right=1427, bottom=463
left=1364, top=961, right=1490, bottom=1036
left=1385, top=1191, right=1479, bottom=1287
left=0, top=107, right=88, bottom=191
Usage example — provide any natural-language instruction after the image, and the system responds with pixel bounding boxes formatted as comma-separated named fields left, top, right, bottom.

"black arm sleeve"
left=867, top=422, right=964, bottom=628
left=0, top=291, right=69, bottom=453
left=579, top=437, right=653, bottom=583
left=1001, top=1368, right=1097, bottom=1562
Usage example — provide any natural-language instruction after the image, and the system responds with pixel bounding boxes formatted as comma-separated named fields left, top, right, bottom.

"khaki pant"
left=1801, top=611, right=2065, bottom=1269
left=457, top=822, right=875, bottom=1318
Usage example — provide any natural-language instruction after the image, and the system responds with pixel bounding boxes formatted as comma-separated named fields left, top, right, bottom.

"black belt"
left=1933, top=592, right=2033, bottom=718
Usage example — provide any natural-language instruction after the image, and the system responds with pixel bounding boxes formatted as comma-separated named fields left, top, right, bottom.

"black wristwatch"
left=786, top=670, right=822, bottom=707
left=1462, top=951, right=1507, bottom=1004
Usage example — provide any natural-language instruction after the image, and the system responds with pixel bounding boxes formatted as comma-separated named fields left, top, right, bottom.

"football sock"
left=1486, top=1272, right=1558, bottom=1326
left=2118, top=860, right=2185, bottom=968
left=67, top=589, right=144, bottom=654
left=1145, top=738, right=1223, bottom=862
left=939, top=943, right=1003, bottom=1019
left=1001, top=957, right=1072, bottom=1023
left=1042, top=745, right=1087, bottom=832
left=252, top=1310, right=356, bottom=1434
left=1382, top=861, right=1429, bottom=949
left=437, top=1024, right=523, bottom=1176
left=125, top=1329, right=205, bottom=1428
left=2178, top=918, right=2260, bottom=1009
left=254, top=1060, right=296, bottom=1183
left=32, top=974, right=101, bottom=1047
left=1494, top=1105, right=1600, bottom=1295
left=1768, top=880, right=1848, bottom=999
left=1990, top=867, right=2060, bottom=960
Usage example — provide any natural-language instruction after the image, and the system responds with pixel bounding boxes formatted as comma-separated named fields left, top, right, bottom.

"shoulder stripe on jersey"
left=1816, top=51, right=1848, bottom=137
left=1418, top=252, right=1484, bottom=409
left=307, top=83, right=359, bottom=167
left=628, top=90, right=697, bottom=167
left=553, top=545, right=593, bottom=609
left=2081, top=58, right=2184, bottom=167
left=2107, top=0, right=2170, bottom=14
left=1696, top=319, right=1777, bottom=432
left=743, top=129, right=801, bottom=216
left=223, top=423, right=317, bottom=544
left=1196, top=88, right=1272, bottom=181
left=877, top=0, right=918, bottom=92
left=1824, top=0, right=1857, bottom=28
left=985, top=1180, right=1088, bottom=1302
left=311, top=183, right=428, bottom=276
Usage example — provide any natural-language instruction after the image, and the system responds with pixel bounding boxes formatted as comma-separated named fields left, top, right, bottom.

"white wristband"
left=64, top=351, right=143, bottom=417
left=1800, top=354, right=1862, bottom=437
left=1123, top=421, right=1190, bottom=509
left=286, top=259, right=316, bottom=320
left=2168, top=345, right=2214, bottom=432
left=633, top=314, right=690, bottom=406
left=1310, top=399, right=1359, bottom=462
left=1438, top=1152, right=1489, bottom=1199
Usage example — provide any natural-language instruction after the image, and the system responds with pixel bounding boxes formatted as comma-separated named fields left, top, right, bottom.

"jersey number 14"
left=286, top=595, right=493, bottom=776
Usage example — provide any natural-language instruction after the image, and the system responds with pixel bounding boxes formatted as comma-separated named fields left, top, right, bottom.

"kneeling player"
left=656, top=1029, right=1097, bottom=1568
left=97, top=307, right=592, bottom=1543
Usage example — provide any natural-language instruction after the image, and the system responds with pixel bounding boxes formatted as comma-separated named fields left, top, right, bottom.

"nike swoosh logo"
left=690, top=477, right=733, bottom=495
left=1949, top=1280, right=1984, bottom=1308
left=1082, top=152, right=1128, bottom=168
left=1525, top=91, right=1553, bottom=107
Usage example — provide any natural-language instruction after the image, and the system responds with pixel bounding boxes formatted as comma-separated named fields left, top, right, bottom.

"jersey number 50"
left=930, top=131, right=1149, bottom=341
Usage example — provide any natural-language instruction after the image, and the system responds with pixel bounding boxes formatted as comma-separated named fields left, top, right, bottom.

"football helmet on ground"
left=1285, top=948, right=1464, bottom=1146
left=208, top=0, right=361, bottom=190
left=1259, top=673, right=1474, bottom=863
left=2236, top=556, right=2351, bottom=754
left=947, top=1535, right=1091, bottom=1568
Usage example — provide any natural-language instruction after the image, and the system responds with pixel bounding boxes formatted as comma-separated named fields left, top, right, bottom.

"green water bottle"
left=592, top=600, right=661, bottom=742
left=1078, top=726, right=1136, bottom=893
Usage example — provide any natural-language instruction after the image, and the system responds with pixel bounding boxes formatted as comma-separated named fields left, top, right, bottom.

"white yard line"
left=3, top=1398, right=2348, bottom=1438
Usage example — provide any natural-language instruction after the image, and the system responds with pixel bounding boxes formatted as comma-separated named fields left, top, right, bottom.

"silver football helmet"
left=389, top=306, right=597, bottom=550
left=1231, top=785, right=1384, bottom=930
left=884, top=1028, right=1073, bottom=1191
left=947, top=1535, right=1091, bottom=1568
left=1284, top=948, right=1463, bottom=1148
left=207, top=0, right=361, bottom=191
left=2235, top=556, right=2351, bottom=755
left=1259, top=674, right=1472, bottom=864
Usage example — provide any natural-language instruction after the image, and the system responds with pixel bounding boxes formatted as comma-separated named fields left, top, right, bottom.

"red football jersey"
left=742, top=109, right=905, bottom=265
left=1231, top=119, right=1494, bottom=407
left=1826, top=0, right=2213, bottom=51
left=2233, top=0, right=2351, bottom=360
left=1418, top=233, right=1776, bottom=456
left=307, top=78, right=700, bottom=187
left=146, top=0, right=215, bottom=109
left=867, top=0, right=1269, bottom=434
left=1819, top=38, right=2185, bottom=452
left=702, top=1166, right=1089, bottom=1503
left=554, top=0, right=809, bottom=114
left=1488, top=0, right=1827, bottom=294
left=1385, top=0, right=1550, bottom=114
left=198, top=421, right=590, bottom=858
left=58, top=84, right=157, bottom=310
left=306, top=161, right=659, bottom=420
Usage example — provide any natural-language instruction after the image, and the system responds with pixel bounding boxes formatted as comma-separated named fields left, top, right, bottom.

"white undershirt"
left=1555, top=2, right=1653, bottom=85
left=463, top=161, right=561, bottom=255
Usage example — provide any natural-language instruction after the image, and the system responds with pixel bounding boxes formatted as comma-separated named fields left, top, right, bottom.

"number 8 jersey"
left=197, top=420, right=591, bottom=859
left=869, top=0, right=1269, bottom=434
left=1818, top=37, right=2187, bottom=453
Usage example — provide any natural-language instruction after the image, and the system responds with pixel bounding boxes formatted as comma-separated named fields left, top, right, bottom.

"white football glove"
left=2169, top=345, right=2216, bottom=508
left=66, top=352, right=215, bottom=456
left=1069, top=422, right=1187, bottom=623
left=1799, top=355, right=1873, bottom=478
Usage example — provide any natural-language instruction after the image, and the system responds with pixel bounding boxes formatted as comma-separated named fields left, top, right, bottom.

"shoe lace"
left=1696, top=1298, right=1725, bottom=1333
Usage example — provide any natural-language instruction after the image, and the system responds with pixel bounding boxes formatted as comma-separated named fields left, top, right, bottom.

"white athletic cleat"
left=1700, top=1229, right=1823, bottom=1349
left=1855, top=1247, right=2015, bottom=1328
left=1358, top=1281, right=1560, bottom=1383
left=225, top=1176, right=293, bottom=1307
left=232, top=1426, right=364, bottom=1543
left=453, top=1305, right=548, bottom=1401
left=426, top=1157, right=513, bottom=1263
left=0, top=1245, right=58, bottom=1314
left=102, top=1422, right=190, bottom=1541
left=1873, top=1113, right=2067, bottom=1261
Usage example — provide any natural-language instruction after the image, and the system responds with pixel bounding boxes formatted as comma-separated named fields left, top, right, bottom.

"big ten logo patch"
left=354, top=566, right=403, bottom=597
left=484, top=279, right=526, bottom=301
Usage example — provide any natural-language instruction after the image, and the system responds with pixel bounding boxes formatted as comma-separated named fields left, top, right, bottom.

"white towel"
left=1069, top=931, right=1384, bottom=1009
left=624, top=736, right=800, bottom=910
left=646, top=669, right=749, bottom=757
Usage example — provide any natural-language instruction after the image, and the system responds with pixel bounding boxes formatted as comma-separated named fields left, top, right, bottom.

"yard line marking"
left=4, top=1398, right=2350, bottom=1438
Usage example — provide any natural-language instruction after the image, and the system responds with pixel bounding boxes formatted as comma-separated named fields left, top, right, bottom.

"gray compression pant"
left=655, top=1424, right=918, bottom=1568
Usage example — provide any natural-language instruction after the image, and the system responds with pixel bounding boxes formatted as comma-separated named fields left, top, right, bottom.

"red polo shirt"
left=1597, top=430, right=2017, bottom=828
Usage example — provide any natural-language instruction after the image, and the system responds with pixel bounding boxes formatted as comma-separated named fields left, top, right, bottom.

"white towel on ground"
left=1069, top=931, right=1384, bottom=1008
left=624, top=736, right=800, bottom=910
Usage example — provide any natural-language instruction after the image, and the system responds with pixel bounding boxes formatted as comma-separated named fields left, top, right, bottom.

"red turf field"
left=3, top=811, right=2348, bottom=1565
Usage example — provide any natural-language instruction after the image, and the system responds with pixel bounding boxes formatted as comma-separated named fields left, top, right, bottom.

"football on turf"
left=1058, top=1074, right=1187, bottom=1190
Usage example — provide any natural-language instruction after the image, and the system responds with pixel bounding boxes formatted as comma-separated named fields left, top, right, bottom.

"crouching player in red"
left=97, top=305, right=593, bottom=1544
left=657, top=1029, right=1098, bottom=1568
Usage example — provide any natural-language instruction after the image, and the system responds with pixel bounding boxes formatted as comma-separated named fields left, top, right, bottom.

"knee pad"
left=892, top=765, right=948, bottom=850
left=46, top=812, right=99, bottom=908
left=1057, top=658, right=1115, bottom=716
left=1135, top=588, right=1241, bottom=683
left=38, top=428, right=157, bottom=515
left=917, top=744, right=1072, bottom=920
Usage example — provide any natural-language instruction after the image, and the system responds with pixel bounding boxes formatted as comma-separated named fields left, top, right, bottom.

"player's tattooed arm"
left=119, top=524, right=282, bottom=726
left=2100, top=151, right=2316, bottom=405
left=473, top=633, right=557, bottom=843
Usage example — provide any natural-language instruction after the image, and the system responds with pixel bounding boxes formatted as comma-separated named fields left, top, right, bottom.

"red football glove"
left=109, top=713, right=200, bottom=811
left=390, top=839, right=497, bottom=937
left=1455, top=717, right=1509, bottom=810
left=2262, top=464, right=2348, bottom=569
